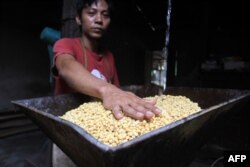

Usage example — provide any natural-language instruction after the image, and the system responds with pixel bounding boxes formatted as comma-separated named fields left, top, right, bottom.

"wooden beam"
left=61, top=0, right=80, bottom=37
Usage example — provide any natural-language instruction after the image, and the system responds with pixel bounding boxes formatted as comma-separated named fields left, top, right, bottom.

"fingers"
left=133, top=99, right=162, bottom=117
left=112, top=105, right=124, bottom=120
left=130, top=104, right=155, bottom=120
left=105, top=90, right=162, bottom=121
left=119, top=100, right=161, bottom=120
left=143, top=98, right=157, bottom=105
left=122, top=105, right=144, bottom=120
left=111, top=105, right=145, bottom=120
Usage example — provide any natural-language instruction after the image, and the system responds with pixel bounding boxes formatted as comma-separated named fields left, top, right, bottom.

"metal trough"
left=12, top=86, right=250, bottom=167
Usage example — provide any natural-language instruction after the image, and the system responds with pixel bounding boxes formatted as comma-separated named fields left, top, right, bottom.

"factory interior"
left=0, top=0, right=249, bottom=166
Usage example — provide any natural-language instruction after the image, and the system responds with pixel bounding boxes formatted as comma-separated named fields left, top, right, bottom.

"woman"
left=52, top=0, right=161, bottom=166
left=53, top=0, right=161, bottom=121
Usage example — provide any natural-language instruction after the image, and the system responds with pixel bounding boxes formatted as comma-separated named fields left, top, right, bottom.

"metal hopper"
left=12, top=86, right=250, bottom=167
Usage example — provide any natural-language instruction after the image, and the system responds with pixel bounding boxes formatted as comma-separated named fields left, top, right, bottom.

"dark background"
left=0, top=0, right=249, bottom=166
left=169, top=0, right=250, bottom=89
left=1, top=0, right=249, bottom=110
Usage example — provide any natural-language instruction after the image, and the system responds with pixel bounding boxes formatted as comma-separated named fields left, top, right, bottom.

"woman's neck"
left=81, top=35, right=100, bottom=52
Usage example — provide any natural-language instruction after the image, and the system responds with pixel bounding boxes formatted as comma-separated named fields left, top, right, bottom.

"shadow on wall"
left=0, top=25, right=51, bottom=111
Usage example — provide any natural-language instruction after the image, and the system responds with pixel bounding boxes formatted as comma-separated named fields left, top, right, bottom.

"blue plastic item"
left=40, top=27, right=61, bottom=86
left=40, top=27, right=61, bottom=45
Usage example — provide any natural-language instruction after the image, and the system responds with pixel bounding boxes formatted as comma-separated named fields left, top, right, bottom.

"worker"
left=52, top=0, right=161, bottom=166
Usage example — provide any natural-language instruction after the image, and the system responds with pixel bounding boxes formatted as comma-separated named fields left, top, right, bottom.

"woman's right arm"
left=55, top=54, right=161, bottom=120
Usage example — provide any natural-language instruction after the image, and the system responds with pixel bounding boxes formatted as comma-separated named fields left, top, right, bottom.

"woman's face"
left=79, top=0, right=111, bottom=39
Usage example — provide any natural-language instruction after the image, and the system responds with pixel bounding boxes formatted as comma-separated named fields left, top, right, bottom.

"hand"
left=100, top=85, right=161, bottom=120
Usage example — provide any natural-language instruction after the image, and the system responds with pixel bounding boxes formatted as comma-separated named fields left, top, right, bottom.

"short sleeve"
left=52, top=38, right=75, bottom=77
left=53, top=38, right=75, bottom=58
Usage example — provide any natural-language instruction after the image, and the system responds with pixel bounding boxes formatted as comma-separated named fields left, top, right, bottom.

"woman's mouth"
left=92, top=28, right=103, bottom=33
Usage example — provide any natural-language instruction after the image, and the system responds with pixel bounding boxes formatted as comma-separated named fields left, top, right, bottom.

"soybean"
left=61, top=95, right=201, bottom=147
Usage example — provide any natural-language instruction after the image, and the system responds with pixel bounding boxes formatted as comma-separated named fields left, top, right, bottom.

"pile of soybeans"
left=61, top=95, right=201, bottom=147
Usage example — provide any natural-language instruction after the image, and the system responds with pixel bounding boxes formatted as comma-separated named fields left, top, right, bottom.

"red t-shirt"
left=53, top=38, right=120, bottom=95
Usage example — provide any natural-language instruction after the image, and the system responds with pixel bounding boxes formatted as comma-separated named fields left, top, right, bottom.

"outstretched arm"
left=56, top=54, right=161, bottom=120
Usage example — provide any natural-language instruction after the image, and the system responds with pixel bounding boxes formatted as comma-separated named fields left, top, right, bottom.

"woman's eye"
left=103, top=12, right=110, bottom=17
left=87, top=11, right=96, bottom=15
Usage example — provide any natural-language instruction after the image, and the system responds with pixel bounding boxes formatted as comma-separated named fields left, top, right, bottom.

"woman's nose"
left=95, top=13, right=103, bottom=24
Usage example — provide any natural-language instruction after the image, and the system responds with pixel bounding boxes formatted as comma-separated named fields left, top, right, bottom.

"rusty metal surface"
left=12, top=87, right=250, bottom=167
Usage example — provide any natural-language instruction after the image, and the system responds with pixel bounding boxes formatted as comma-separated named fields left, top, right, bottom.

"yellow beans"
left=61, top=95, right=201, bottom=147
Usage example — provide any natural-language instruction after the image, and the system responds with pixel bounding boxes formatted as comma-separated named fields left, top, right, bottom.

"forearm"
left=56, top=54, right=161, bottom=120
left=57, top=56, right=119, bottom=99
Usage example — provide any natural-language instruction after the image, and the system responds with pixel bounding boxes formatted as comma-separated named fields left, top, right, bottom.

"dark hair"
left=76, top=0, right=113, bottom=17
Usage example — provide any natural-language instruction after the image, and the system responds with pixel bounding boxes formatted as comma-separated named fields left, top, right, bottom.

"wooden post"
left=61, top=0, right=80, bottom=37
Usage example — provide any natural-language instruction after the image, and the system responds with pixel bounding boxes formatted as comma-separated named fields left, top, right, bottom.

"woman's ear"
left=75, top=16, right=81, bottom=25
